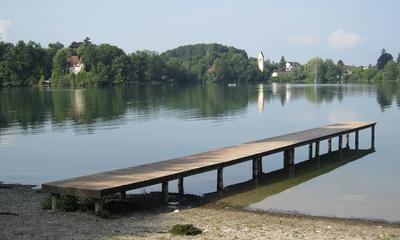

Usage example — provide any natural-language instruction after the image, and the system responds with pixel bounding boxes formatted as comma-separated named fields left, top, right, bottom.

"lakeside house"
left=285, top=61, right=300, bottom=72
left=67, top=56, right=85, bottom=74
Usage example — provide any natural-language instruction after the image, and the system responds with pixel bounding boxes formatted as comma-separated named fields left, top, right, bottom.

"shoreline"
left=1, top=183, right=399, bottom=240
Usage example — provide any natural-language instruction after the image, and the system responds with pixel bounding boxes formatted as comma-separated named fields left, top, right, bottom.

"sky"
left=0, top=0, right=399, bottom=66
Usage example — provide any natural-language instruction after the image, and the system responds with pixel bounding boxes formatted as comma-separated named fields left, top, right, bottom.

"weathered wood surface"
left=42, top=121, right=375, bottom=199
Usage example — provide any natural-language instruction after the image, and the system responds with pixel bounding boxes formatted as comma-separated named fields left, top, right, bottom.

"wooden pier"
left=42, top=121, right=376, bottom=213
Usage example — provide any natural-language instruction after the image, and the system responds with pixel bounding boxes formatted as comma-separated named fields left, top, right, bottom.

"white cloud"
left=288, top=35, right=318, bottom=47
left=0, top=19, right=11, bottom=40
left=328, top=29, right=361, bottom=50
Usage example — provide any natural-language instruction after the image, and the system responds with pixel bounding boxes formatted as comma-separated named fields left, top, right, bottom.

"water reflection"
left=0, top=83, right=399, bottom=133
left=257, top=84, right=264, bottom=113
left=207, top=148, right=375, bottom=207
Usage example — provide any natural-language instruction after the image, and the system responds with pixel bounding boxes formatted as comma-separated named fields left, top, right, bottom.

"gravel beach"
left=1, top=184, right=399, bottom=240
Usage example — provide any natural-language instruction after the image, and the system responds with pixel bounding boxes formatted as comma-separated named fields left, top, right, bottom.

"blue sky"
left=0, top=0, right=399, bottom=65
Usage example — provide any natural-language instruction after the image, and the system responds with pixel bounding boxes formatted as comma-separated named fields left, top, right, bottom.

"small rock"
left=173, top=209, right=180, bottom=213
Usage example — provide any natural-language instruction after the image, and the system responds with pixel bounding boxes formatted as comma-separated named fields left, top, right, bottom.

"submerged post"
left=371, top=125, right=375, bottom=149
left=328, top=139, right=332, bottom=153
left=51, top=193, right=60, bottom=210
left=253, top=157, right=262, bottom=179
left=284, top=149, right=295, bottom=168
left=178, top=177, right=184, bottom=195
left=338, top=135, right=343, bottom=150
left=355, top=130, right=359, bottom=150
left=217, top=167, right=224, bottom=191
left=162, top=181, right=169, bottom=204
left=315, top=141, right=320, bottom=157
left=309, top=143, right=313, bottom=159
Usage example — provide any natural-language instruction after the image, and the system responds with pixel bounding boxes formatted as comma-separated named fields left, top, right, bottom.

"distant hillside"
left=162, top=43, right=264, bottom=83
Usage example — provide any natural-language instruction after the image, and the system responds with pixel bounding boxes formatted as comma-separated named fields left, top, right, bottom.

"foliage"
left=162, top=43, right=265, bottom=83
left=40, top=195, right=52, bottom=210
left=170, top=224, right=202, bottom=235
left=377, top=51, right=393, bottom=70
left=278, top=56, right=286, bottom=72
left=56, top=195, right=79, bottom=212
left=40, top=194, right=95, bottom=212
left=0, top=41, right=49, bottom=87
left=382, top=61, right=398, bottom=81
left=0, top=39, right=399, bottom=87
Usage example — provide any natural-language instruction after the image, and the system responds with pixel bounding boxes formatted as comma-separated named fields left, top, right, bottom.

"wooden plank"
left=42, top=121, right=376, bottom=198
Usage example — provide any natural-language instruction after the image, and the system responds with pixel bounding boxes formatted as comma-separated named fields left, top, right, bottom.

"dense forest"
left=0, top=38, right=399, bottom=88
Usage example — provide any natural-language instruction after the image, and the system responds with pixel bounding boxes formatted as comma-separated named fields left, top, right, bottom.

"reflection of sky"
left=0, top=84, right=399, bottom=221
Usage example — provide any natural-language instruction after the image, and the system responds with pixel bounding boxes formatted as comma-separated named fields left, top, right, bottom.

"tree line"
left=0, top=38, right=399, bottom=88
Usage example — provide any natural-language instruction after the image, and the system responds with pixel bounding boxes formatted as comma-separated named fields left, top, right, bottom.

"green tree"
left=52, top=48, right=75, bottom=85
left=278, top=56, right=286, bottom=72
left=305, top=57, right=325, bottom=83
left=377, top=49, right=393, bottom=70
left=324, top=59, right=339, bottom=83
left=382, top=61, right=398, bottom=81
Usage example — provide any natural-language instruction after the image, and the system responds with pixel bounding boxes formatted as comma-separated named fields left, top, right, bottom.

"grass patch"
left=170, top=224, right=202, bottom=236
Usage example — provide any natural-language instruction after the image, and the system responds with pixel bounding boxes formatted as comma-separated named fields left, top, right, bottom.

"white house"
left=67, top=56, right=85, bottom=74
left=271, top=72, right=278, bottom=78
left=285, top=61, right=300, bottom=72
left=257, top=51, right=264, bottom=72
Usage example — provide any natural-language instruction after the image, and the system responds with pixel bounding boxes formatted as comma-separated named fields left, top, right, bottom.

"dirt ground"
left=1, top=184, right=399, bottom=240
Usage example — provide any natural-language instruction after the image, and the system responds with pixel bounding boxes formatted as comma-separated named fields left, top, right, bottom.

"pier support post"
left=51, top=193, right=60, bottom=210
left=120, top=191, right=126, bottom=200
left=258, top=157, right=263, bottom=176
left=355, top=130, right=359, bottom=150
left=217, top=167, right=224, bottom=191
left=338, top=135, right=343, bottom=150
left=162, top=181, right=169, bottom=204
left=309, top=143, right=313, bottom=159
left=371, top=125, right=375, bottom=149
left=178, top=177, right=184, bottom=195
left=328, top=139, right=332, bottom=153
left=252, top=157, right=262, bottom=179
left=284, top=149, right=295, bottom=169
left=94, top=197, right=104, bottom=214
left=346, top=134, right=350, bottom=148
left=315, top=141, right=320, bottom=157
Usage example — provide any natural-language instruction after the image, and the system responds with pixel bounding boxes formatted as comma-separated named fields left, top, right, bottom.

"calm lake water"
left=1, top=83, right=400, bottom=222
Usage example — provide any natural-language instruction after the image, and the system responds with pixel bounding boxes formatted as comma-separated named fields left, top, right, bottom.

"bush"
left=77, top=198, right=95, bottom=212
left=40, top=194, right=97, bottom=212
left=170, top=224, right=202, bottom=236
left=40, top=195, right=52, bottom=210
left=57, top=195, right=78, bottom=212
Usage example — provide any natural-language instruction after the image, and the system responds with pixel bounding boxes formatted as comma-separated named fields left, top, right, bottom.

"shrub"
left=77, top=198, right=95, bottom=212
left=57, top=195, right=78, bottom=212
left=40, top=195, right=52, bottom=210
left=170, top=224, right=202, bottom=236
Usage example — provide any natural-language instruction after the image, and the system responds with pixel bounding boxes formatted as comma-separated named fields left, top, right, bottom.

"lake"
left=1, top=83, right=400, bottom=222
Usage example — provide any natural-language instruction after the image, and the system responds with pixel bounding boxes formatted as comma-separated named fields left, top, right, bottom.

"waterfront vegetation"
left=0, top=38, right=399, bottom=88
